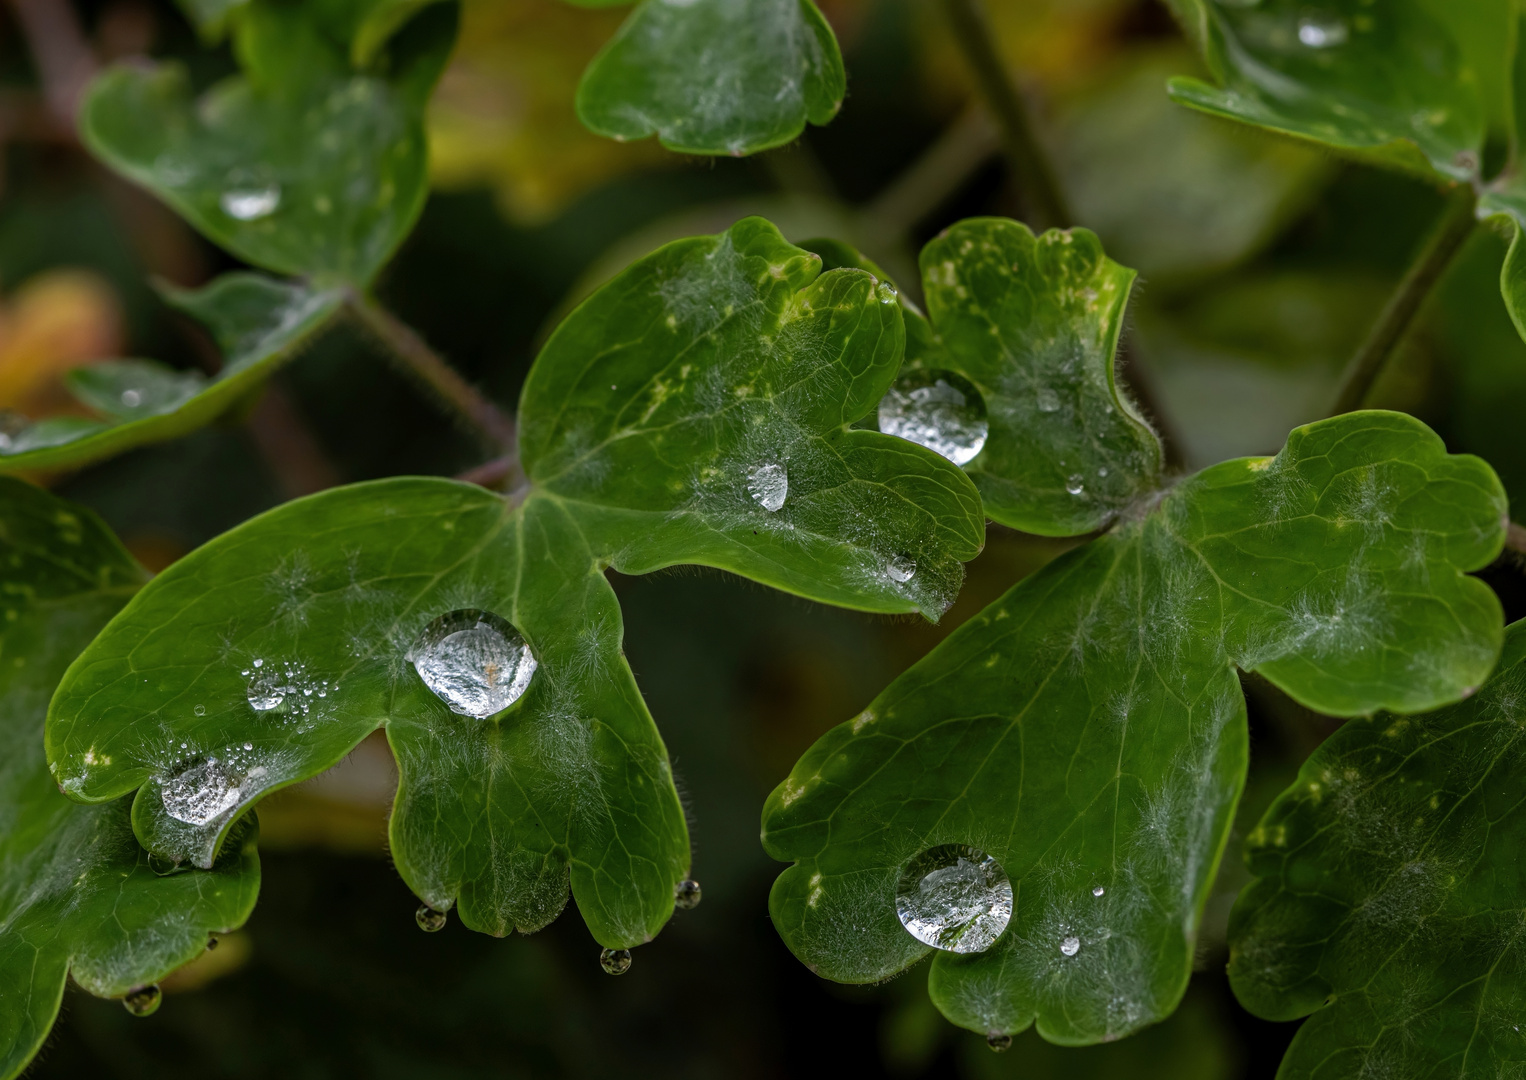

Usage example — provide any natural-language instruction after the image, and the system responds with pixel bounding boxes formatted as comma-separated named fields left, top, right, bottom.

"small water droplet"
left=243, top=742, right=253, bottom=751
left=895, top=844, right=1012, bottom=953
left=147, top=851, right=184, bottom=876
left=986, top=1034, right=1012, bottom=1053
left=120, top=389, right=143, bottom=408
left=747, top=462, right=789, bottom=512
left=409, top=609, right=537, bottom=719
left=1097, top=467, right=1108, bottom=478
left=886, top=554, right=917, bottom=583
left=600, top=947, right=632, bottom=975
left=122, top=986, right=161, bottom=1016
left=193, top=704, right=206, bottom=716
left=878, top=369, right=989, bottom=466
left=416, top=904, right=447, bottom=932
left=1036, top=387, right=1060, bottom=413
left=674, top=879, right=702, bottom=910
left=1066, top=474, right=1085, bottom=496
left=219, top=170, right=282, bottom=221
left=1060, top=935, right=1081, bottom=957
left=206, top=935, right=219, bottom=951
left=1092, top=885, right=1105, bottom=897
left=1297, top=16, right=1347, bottom=48
left=253, top=658, right=264, bottom=668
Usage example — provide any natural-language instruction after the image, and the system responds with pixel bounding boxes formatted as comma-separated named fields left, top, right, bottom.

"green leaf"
left=1164, top=0, right=1507, bottom=183
left=521, top=217, right=985, bottom=620
left=763, top=410, right=1505, bottom=1045
left=1228, top=617, right=1526, bottom=1079
left=79, top=1, right=458, bottom=285
left=0, top=273, right=342, bottom=474
left=574, top=0, right=846, bottom=157
left=0, top=478, right=258, bottom=1080
left=47, top=482, right=687, bottom=947
left=906, top=219, right=1163, bottom=537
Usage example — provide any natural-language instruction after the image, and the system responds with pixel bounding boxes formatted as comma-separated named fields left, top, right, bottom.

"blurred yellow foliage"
left=0, top=269, right=122, bottom=418
left=428, top=0, right=669, bottom=224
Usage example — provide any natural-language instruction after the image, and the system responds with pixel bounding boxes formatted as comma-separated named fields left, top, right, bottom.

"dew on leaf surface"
left=219, top=170, right=282, bottom=221
left=895, top=843, right=1012, bottom=953
left=674, top=879, right=702, bottom=910
left=121, top=389, right=143, bottom=408
left=1296, top=16, right=1347, bottom=48
left=877, top=369, right=988, bottom=466
left=1036, top=387, right=1061, bottom=413
left=416, top=904, right=448, bottom=932
left=1060, top=935, right=1081, bottom=957
left=747, top=462, right=789, bottom=512
left=1092, top=885, right=1105, bottom=897
left=1066, top=474, right=1085, bottom=496
left=122, top=986, right=161, bottom=1017
left=160, top=753, right=268, bottom=826
left=409, top=609, right=537, bottom=718
left=600, top=948, right=632, bottom=975
left=886, top=554, right=917, bottom=583
left=986, top=1034, right=1012, bottom=1053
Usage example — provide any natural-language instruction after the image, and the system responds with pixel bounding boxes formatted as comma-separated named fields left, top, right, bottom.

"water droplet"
left=600, top=947, right=632, bottom=975
left=747, top=462, right=789, bottom=512
left=219, top=169, right=282, bottom=221
left=253, top=658, right=263, bottom=668
left=1066, top=474, right=1085, bottom=496
left=160, top=755, right=267, bottom=826
left=1036, top=387, right=1060, bottom=413
left=1092, top=885, right=1105, bottom=897
left=120, top=389, right=142, bottom=408
left=416, top=904, right=447, bottom=932
left=878, top=369, right=989, bottom=466
left=409, top=609, right=537, bottom=719
left=122, top=986, right=161, bottom=1016
left=1097, top=467, right=1108, bottom=478
left=1060, top=935, right=1081, bottom=957
left=243, top=742, right=253, bottom=751
left=147, top=851, right=184, bottom=876
left=986, top=1034, right=1012, bottom=1053
left=1297, top=16, right=1347, bottom=48
left=206, top=935, right=219, bottom=951
left=674, top=879, right=702, bottom=910
left=895, top=844, right=1012, bottom=953
left=886, top=554, right=917, bottom=583
left=193, top=704, right=206, bottom=716
left=247, top=667, right=287, bottom=711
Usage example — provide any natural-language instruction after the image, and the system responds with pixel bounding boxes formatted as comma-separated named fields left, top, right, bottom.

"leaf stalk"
left=1329, top=185, right=1478, bottom=416
left=940, top=0, right=1073, bottom=230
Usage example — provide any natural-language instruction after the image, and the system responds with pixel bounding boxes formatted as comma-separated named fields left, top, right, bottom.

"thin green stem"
left=940, top=0, right=1073, bottom=230
left=1330, top=186, right=1478, bottom=416
left=348, top=295, right=518, bottom=455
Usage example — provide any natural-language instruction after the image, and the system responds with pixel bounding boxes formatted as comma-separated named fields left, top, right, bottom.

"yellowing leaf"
left=0, top=271, right=123, bottom=418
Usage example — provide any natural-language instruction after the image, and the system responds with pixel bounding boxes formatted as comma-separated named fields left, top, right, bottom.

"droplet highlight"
left=600, top=947, right=632, bottom=975
left=1060, top=935, right=1081, bottom=957
left=416, top=904, right=448, bottom=932
left=219, top=170, right=282, bottom=221
left=122, top=986, right=161, bottom=1016
left=886, top=554, right=917, bottom=583
left=878, top=369, right=989, bottom=466
left=160, top=755, right=267, bottom=826
left=1296, top=16, right=1347, bottom=48
left=1065, top=474, right=1085, bottom=496
left=674, top=879, right=702, bottom=910
left=747, top=462, right=789, bottom=512
left=895, top=843, right=1012, bottom=953
left=1092, top=885, right=1105, bottom=897
left=409, top=609, right=537, bottom=719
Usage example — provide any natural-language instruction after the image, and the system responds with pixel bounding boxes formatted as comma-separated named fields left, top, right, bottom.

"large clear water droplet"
left=986, top=1034, right=1012, bottom=1053
left=895, top=844, right=1012, bottom=953
left=160, top=755, right=266, bottom=825
left=600, top=947, right=632, bottom=975
left=409, top=609, right=537, bottom=719
left=123, top=986, right=161, bottom=1016
left=886, top=554, right=917, bottom=583
left=1296, top=16, right=1347, bottom=48
left=1060, top=935, right=1081, bottom=957
left=674, top=879, right=702, bottom=910
left=416, top=904, right=448, bottom=932
left=878, top=369, right=989, bottom=466
left=220, top=169, right=282, bottom=221
left=747, top=462, right=789, bottom=512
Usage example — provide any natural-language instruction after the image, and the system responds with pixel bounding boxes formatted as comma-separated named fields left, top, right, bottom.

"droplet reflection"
left=895, top=843, right=1012, bottom=953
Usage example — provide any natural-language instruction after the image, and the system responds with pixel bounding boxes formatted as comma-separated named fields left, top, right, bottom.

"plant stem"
left=1330, top=186, right=1478, bottom=416
left=1507, top=522, right=1526, bottom=556
left=940, top=0, right=1073, bottom=230
left=348, top=295, right=517, bottom=454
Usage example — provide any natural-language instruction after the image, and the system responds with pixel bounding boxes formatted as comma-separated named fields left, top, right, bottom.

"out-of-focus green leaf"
left=764, top=411, right=1505, bottom=1044
left=522, top=216, right=985, bottom=620
left=903, top=219, right=1162, bottom=537
left=1228, top=618, right=1526, bottom=1079
left=0, top=274, right=342, bottom=474
left=80, top=2, right=458, bottom=285
left=1052, top=47, right=1332, bottom=280
left=1164, top=0, right=1508, bottom=184
left=0, top=478, right=258, bottom=1080
left=575, top=0, right=846, bottom=157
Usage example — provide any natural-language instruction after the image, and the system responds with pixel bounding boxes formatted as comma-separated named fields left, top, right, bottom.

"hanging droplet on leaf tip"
left=416, top=904, right=448, bottom=932
left=600, top=948, right=632, bottom=975
left=674, top=879, right=702, bottom=909
left=986, top=1034, right=1011, bottom=1052
left=122, top=986, right=161, bottom=1017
